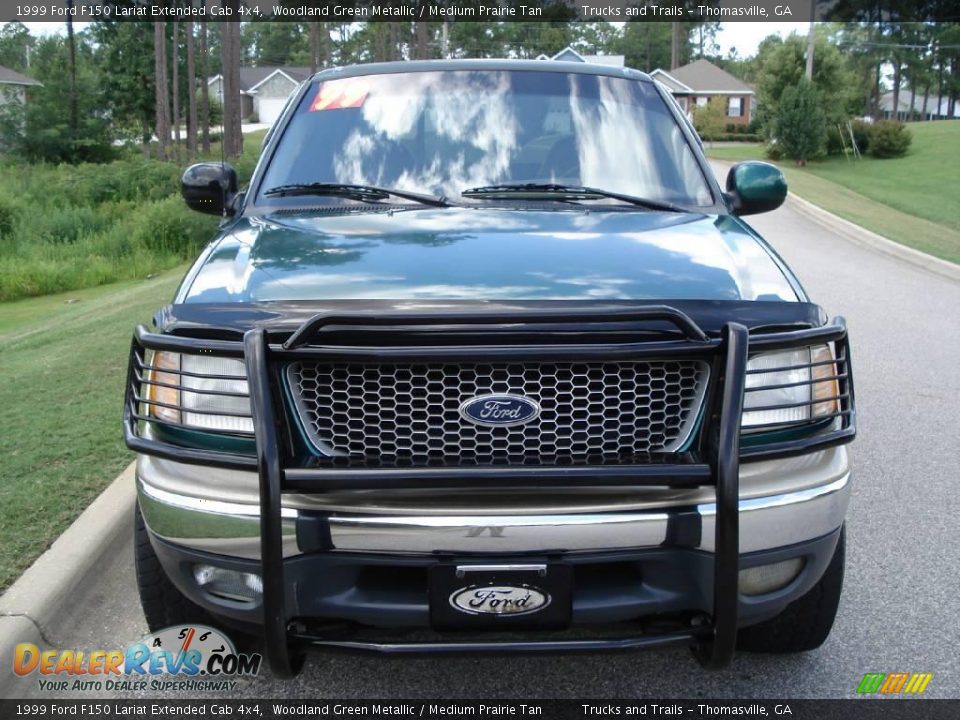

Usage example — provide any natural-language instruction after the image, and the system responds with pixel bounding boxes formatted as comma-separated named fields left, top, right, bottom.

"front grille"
left=287, top=361, right=709, bottom=464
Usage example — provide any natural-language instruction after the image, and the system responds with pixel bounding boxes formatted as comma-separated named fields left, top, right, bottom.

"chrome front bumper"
left=137, top=446, right=851, bottom=559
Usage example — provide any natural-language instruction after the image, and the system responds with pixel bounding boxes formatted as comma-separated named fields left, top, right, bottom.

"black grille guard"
left=124, top=305, right=856, bottom=676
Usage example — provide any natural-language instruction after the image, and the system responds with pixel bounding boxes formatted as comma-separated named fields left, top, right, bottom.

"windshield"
left=258, top=69, right=714, bottom=208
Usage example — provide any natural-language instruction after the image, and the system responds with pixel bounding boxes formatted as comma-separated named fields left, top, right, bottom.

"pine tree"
left=774, top=78, right=826, bottom=166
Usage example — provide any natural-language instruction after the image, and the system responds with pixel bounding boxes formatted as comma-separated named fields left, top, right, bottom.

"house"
left=208, top=66, right=312, bottom=126
left=537, top=47, right=626, bottom=68
left=650, top=59, right=755, bottom=126
left=0, top=65, right=42, bottom=108
left=878, top=89, right=959, bottom=121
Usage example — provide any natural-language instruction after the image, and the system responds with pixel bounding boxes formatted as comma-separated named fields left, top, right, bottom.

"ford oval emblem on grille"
left=449, top=585, right=550, bottom=616
left=459, top=394, right=540, bottom=427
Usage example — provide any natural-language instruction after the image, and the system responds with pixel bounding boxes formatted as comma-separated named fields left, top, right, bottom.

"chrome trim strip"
left=328, top=511, right=670, bottom=553
left=328, top=473, right=850, bottom=554
left=137, top=470, right=850, bottom=558
left=139, top=480, right=298, bottom=519
left=137, top=478, right=298, bottom=560
left=136, top=446, right=849, bottom=516
left=697, top=473, right=850, bottom=553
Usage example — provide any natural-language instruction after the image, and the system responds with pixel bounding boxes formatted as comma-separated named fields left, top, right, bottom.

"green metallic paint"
left=726, top=162, right=788, bottom=217
left=155, top=424, right=256, bottom=456
left=177, top=207, right=800, bottom=305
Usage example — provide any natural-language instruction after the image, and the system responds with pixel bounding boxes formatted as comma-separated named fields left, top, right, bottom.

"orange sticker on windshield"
left=310, top=78, right=370, bottom=112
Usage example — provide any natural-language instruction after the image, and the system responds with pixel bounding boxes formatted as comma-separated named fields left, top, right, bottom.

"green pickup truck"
left=125, top=59, right=855, bottom=676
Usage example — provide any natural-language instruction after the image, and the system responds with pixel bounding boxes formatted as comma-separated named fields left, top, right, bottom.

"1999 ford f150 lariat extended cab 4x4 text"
left=124, top=59, right=856, bottom=676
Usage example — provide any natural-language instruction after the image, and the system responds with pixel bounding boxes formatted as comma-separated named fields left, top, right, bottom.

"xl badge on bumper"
left=449, top=585, right=550, bottom=616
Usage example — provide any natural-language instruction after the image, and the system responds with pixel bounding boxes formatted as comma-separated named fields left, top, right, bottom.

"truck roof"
left=310, top=58, right=652, bottom=85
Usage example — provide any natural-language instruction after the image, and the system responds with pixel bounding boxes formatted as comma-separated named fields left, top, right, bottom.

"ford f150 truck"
left=125, top=59, right=856, bottom=676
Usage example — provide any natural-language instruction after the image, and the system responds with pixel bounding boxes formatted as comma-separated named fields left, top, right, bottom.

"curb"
left=0, top=463, right=136, bottom=669
left=785, top=193, right=960, bottom=283
left=710, top=159, right=959, bottom=283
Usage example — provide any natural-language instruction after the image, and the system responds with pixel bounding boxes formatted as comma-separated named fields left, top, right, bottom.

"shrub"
left=714, top=133, right=762, bottom=142
left=48, top=160, right=180, bottom=206
left=850, top=119, right=871, bottom=155
left=765, top=143, right=783, bottom=161
left=867, top=120, right=912, bottom=158
left=773, top=79, right=827, bottom=165
left=124, top=195, right=218, bottom=256
left=693, top=98, right=727, bottom=141
left=33, top=205, right=110, bottom=244
left=826, top=125, right=845, bottom=155
left=0, top=196, right=21, bottom=239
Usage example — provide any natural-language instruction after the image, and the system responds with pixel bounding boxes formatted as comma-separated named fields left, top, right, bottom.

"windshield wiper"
left=263, top=182, right=450, bottom=207
left=461, top=183, right=689, bottom=213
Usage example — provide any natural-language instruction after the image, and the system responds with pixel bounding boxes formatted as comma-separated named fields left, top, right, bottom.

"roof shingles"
left=662, top=59, right=752, bottom=94
left=236, top=66, right=312, bottom=92
left=0, top=65, right=41, bottom=87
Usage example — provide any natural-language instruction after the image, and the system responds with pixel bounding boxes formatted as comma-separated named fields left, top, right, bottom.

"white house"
left=879, top=89, right=959, bottom=121
left=0, top=65, right=42, bottom=109
left=537, top=47, right=626, bottom=67
left=208, top=66, right=312, bottom=126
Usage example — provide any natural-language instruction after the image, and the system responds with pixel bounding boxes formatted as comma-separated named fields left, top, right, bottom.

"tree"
left=412, top=22, right=433, bottom=60
left=693, top=22, right=720, bottom=59
left=186, top=18, right=198, bottom=159
left=754, top=30, right=856, bottom=137
left=692, top=97, right=726, bottom=142
left=774, top=78, right=827, bottom=165
left=88, top=19, right=156, bottom=152
left=0, top=34, right=115, bottom=163
left=65, top=0, right=79, bottom=146
left=0, top=22, right=33, bottom=71
left=199, top=18, right=211, bottom=154
left=570, top=20, right=621, bottom=57
left=242, top=20, right=308, bottom=66
left=171, top=21, right=181, bottom=161
left=308, top=22, right=318, bottom=72
left=154, top=21, right=171, bottom=160
left=220, top=13, right=242, bottom=159
left=620, top=21, right=675, bottom=72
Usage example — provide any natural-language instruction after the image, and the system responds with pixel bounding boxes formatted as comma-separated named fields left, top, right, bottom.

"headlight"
left=742, top=344, right=838, bottom=431
left=143, top=350, right=253, bottom=434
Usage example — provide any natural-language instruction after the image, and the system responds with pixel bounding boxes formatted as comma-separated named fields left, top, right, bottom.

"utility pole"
left=805, top=1, right=816, bottom=80
left=671, top=22, right=681, bottom=70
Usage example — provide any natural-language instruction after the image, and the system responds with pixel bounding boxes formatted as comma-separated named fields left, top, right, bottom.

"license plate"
left=429, top=563, right=572, bottom=631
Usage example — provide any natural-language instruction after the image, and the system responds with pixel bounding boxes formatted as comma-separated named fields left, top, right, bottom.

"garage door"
left=257, top=97, right=288, bottom=126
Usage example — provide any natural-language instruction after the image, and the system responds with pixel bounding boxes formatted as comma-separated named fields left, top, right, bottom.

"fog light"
left=738, top=558, right=804, bottom=596
left=193, top=564, right=262, bottom=603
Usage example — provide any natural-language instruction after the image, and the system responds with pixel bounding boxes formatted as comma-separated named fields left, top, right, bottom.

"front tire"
left=134, top=503, right=215, bottom=631
left=737, top=527, right=845, bottom=653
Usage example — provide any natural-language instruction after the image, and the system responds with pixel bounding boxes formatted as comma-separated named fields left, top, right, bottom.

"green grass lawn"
left=706, top=121, right=960, bottom=263
left=0, top=267, right=186, bottom=591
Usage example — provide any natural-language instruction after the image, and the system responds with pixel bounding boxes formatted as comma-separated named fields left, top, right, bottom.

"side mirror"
left=181, top=162, right=238, bottom=216
left=725, top=161, right=787, bottom=216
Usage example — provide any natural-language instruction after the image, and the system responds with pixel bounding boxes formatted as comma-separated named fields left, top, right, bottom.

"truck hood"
left=179, top=207, right=800, bottom=305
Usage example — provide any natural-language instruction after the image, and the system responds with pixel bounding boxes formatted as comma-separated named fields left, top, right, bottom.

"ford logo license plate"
left=459, top=394, right=540, bottom=427
left=449, top=585, right=551, bottom=616
left=430, top=564, right=571, bottom=630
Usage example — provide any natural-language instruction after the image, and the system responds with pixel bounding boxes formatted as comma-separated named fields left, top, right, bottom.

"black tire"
left=135, top=503, right=215, bottom=631
left=737, top=527, right=845, bottom=653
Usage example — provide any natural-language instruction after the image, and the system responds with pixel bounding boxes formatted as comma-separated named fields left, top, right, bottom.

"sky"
left=17, top=21, right=810, bottom=60
left=715, top=22, right=809, bottom=57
